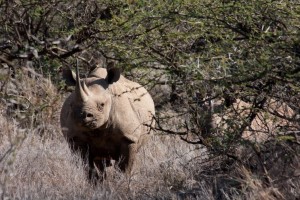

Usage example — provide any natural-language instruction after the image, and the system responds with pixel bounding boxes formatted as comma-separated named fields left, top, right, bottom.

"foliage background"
left=0, top=0, right=299, bottom=199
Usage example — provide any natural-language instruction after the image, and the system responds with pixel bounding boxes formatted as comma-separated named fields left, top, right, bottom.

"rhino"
left=60, top=65, right=155, bottom=178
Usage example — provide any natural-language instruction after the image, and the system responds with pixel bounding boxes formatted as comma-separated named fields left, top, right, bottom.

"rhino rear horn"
left=106, top=66, right=121, bottom=84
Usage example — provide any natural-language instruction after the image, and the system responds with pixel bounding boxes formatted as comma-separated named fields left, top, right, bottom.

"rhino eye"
left=97, top=103, right=104, bottom=111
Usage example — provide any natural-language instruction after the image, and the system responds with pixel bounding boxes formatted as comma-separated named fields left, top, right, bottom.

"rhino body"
left=60, top=67, right=155, bottom=177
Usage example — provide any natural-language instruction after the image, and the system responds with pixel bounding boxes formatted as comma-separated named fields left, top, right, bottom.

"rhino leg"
left=68, top=139, right=104, bottom=181
left=118, top=142, right=137, bottom=174
left=71, top=144, right=98, bottom=181
left=88, top=153, right=112, bottom=182
left=67, top=139, right=97, bottom=181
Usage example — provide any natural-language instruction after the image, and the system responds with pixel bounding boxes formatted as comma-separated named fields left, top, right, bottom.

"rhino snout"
left=85, top=112, right=94, bottom=118
left=82, top=112, right=95, bottom=122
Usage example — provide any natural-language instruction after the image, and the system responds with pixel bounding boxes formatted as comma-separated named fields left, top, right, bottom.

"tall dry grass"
left=0, top=113, right=214, bottom=199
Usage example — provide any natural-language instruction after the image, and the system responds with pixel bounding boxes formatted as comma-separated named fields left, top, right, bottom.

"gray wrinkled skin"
left=60, top=67, right=155, bottom=179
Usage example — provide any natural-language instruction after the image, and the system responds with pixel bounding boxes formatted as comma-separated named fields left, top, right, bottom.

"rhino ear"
left=62, top=67, right=77, bottom=86
left=106, top=67, right=121, bottom=84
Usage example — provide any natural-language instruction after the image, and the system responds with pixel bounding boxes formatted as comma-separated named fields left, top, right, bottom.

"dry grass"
left=0, top=113, right=213, bottom=199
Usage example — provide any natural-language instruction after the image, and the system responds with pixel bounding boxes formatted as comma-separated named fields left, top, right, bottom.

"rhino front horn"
left=75, top=62, right=90, bottom=102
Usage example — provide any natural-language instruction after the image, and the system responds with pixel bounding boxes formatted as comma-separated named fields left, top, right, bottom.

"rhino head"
left=63, top=65, right=120, bottom=130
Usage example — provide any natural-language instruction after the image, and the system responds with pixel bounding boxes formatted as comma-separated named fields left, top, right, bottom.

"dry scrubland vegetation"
left=0, top=73, right=209, bottom=199
left=0, top=60, right=299, bottom=200
left=1, top=0, right=300, bottom=199
left=0, top=114, right=206, bottom=199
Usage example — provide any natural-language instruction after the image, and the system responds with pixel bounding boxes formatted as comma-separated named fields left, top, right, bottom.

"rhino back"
left=109, top=77, right=155, bottom=124
left=89, top=67, right=107, bottom=78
